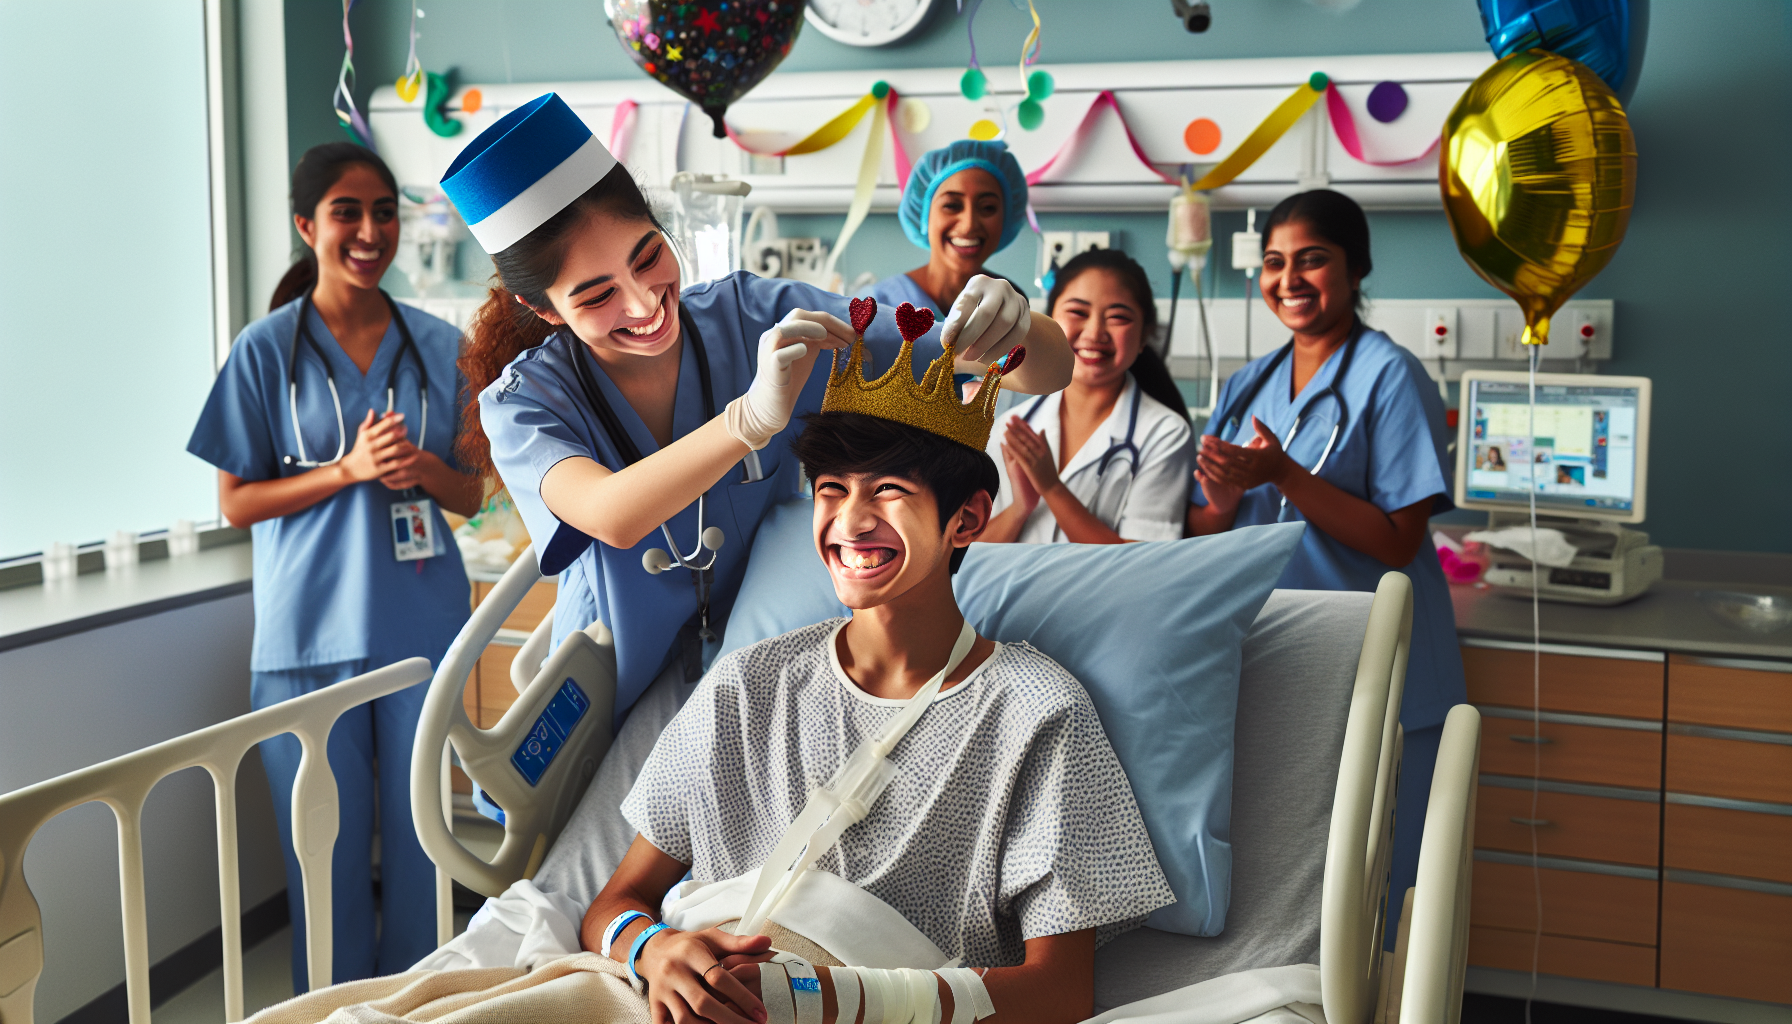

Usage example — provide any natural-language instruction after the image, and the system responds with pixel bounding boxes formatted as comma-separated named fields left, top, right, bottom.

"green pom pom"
left=1016, top=99, right=1045, bottom=131
left=960, top=67, right=987, bottom=101
left=1026, top=69, right=1054, bottom=101
left=871, top=80, right=890, bottom=99
left=1308, top=71, right=1330, bottom=92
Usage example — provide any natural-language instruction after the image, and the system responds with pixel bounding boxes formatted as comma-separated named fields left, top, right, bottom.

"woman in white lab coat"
left=982, top=249, right=1193, bottom=543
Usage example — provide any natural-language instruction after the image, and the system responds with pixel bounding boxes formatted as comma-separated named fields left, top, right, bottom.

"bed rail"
left=0, top=658, right=432, bottom=1024
left=1321, top=571, right=1414, bottom=1024
left=1396, top=704, right=1481, bottom=1024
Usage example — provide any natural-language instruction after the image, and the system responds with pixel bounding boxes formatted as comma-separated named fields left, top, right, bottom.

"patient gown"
left=620, top=620, right=1176, bottom=968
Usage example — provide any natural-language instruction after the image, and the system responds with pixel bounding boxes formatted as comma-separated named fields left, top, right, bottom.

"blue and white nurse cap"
left=441, top=93, right=618, bottom=255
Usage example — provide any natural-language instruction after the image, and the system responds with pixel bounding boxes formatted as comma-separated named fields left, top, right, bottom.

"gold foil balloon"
left=1440, top=50, right=1636, bottom=346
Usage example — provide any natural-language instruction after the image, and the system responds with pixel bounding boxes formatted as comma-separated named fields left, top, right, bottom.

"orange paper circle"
left=461, top=88, right=484, bottom=114
left=1184, top=118, right=1221, bottom=156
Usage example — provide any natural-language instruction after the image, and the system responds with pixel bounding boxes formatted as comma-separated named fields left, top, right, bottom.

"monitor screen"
left=1461, top=377, right=1645, bottom=518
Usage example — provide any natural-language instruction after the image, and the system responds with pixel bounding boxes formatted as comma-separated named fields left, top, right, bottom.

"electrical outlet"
left=1074, top=231, right=1110, bottom=253
left=1041, top=231, right=1075, bottom=273
left=1423, top=307, right=1458, bottom=359
left=1566, top=308, right=1596, bottom=358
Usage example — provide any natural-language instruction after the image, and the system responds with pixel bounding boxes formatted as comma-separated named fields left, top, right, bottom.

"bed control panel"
left=511, top=679, right=591, bottom=786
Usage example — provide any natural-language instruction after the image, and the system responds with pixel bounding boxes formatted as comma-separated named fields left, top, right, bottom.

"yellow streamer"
left=1187, top=76, right=1328, bottom=193
left=1018, top=0, right=1041, bottom=88
left=780, top=93, right=878, bottom=156
left=823, top=97, right=889, bottom=284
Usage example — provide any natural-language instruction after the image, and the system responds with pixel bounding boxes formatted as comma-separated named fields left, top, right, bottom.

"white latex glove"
left=941, top=274, right=1031, bottom=365
left=724, top=309, right=853, bottom=450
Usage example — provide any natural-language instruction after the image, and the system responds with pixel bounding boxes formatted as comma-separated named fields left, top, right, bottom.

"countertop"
left=0, top=543, right=254, bottom=653
left=1451, top=579, right=1792, bottom=662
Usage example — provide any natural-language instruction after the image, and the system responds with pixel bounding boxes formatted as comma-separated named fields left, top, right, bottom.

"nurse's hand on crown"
left=531, top=208, right=850, bottom=551
left=942, top=273, right=1068, bottom=384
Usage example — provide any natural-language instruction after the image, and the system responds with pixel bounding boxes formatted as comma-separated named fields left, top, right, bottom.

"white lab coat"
left=988, top=375, right=1193, bottom=543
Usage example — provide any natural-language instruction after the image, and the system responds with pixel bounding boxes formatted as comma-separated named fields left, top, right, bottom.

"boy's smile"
left=814, top=472, right=939, bottom=608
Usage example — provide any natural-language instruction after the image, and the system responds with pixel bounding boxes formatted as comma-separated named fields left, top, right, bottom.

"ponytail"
left=269, top=254, right=317, bottom=312
left=1129, top=345, right=1191, bottom=423
left=455, top=286, right=558, bottom=479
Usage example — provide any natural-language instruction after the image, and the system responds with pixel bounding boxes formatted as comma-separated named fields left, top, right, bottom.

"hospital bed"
left=0, top=552, right=1479, bottom=1024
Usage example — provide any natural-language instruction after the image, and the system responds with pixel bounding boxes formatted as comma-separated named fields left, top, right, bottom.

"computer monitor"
left=1455, top=371, right=1652, bottom=524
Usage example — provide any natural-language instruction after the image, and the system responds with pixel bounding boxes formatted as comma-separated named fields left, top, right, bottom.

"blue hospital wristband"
left=627, top=922, right=671, bottom=993
left=600, top=909, right=650, bottom=959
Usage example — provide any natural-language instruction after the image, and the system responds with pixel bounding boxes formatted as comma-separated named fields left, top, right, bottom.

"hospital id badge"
left=390, top=498, right=440, bottom=562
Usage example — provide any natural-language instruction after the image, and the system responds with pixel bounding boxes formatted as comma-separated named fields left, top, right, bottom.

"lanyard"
left=739, top=620, right=978, bottom=937
left=284, top=289, right=428, bottom=468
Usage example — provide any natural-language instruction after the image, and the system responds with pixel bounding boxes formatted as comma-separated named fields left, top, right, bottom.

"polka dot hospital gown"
left=621, top=620, right=1175, bottom=968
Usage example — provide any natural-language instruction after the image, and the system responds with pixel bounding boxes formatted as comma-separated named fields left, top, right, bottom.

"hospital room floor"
left=151, top=814, right=498, bottom=1022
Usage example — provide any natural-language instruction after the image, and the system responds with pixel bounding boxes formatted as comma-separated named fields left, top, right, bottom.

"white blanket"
left=421, top=881, right=1325, bottom=1024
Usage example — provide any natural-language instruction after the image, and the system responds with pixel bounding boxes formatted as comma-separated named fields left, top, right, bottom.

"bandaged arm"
left=751, top=929, right=1096, bottom=1024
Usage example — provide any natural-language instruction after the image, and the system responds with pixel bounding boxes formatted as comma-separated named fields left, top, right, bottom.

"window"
left=0, top=1, right=219, bottom=558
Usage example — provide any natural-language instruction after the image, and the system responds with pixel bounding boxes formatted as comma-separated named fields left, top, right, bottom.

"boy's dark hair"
left=791, top=412, right=1001, bottom=573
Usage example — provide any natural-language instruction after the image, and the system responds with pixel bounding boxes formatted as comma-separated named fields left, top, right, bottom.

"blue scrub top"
left=188, top=298, right=472, bottom=672
left=481, top=272, right=944, bottom=720
left=1195, top=326, right=1467, bottom=730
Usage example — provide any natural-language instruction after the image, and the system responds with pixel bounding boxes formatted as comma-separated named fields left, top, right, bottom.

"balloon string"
left=962, top=0, right=983, bottom=70
left=1324, top=84, right=1438, bottom=166
left=334, top=0, right=375, bottom=148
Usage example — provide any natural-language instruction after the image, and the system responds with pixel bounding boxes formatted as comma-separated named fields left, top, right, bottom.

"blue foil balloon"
left=1477, top=0, right=1649, bottom=104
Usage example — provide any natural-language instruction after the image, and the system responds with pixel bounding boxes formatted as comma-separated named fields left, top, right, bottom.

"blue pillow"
left=718, top=498, right=1305, bottom=936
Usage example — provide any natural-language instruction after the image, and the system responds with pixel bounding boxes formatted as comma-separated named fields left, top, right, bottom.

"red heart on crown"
left=994, top=345, right=1026, bottom=376
left=893, top=302, right=935, bottom=344
left=848, top=296, right=876, bottom=337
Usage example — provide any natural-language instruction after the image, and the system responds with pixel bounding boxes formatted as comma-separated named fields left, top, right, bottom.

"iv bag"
left=671, top=172, right=751, bottom=286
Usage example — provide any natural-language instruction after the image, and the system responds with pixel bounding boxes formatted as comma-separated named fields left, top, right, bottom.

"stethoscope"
left=1211, top=320, right=1364, bottom=520
left=564, top=305, right=727, bottom=639
left=1018, top=375, right=1147, bottom=478
left=284, top=289, right=429, bottom=468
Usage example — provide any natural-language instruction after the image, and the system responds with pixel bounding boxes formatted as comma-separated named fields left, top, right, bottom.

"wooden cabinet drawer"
left=1666, top=733, right=1792, bottom=805
left=1477, top=717, right=1661, bottom=789
left=471, top=579, right=557, bottom=633
left=1468, top=925, right=1654, bottom=987
left=475, top=645, right=521, bottom=728
left=1664, top=802, right=1792, bottom=884
left=1660, top=880, right=1792, bottom=1005
left=1470, top=860, right=1657, bottom=945
left=1667, top=655, right=1792, bottom=733
left=1476, top=785, right=1658, bottom=867
left=1463, top=645, right=1663, bottom=719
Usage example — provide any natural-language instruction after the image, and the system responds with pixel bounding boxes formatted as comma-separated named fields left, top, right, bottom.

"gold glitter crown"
left=821, top=299, right=1017, bottom=452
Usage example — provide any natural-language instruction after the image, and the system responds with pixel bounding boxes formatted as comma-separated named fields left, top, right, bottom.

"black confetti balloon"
left=607, top=0, right=805, bottom=138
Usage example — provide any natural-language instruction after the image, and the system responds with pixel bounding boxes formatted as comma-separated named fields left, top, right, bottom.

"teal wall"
left=283, top=0, right=1792, bottom=554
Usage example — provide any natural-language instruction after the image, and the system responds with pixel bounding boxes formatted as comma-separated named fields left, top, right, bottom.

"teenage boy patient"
left=582, top=301, right=1171, bottom=1024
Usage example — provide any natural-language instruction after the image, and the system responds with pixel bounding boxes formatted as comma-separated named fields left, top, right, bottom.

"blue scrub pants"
left=252, top=661, right=436, bottom=990
left=1385, top=721, right=1442, bottom=951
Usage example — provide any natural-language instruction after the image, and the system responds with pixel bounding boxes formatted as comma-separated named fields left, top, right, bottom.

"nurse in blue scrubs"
left=187, top=143, right=483, bottom=988
left=1186, top=190, right=1466, bottom=946
left=869, top=140, right=1032, bottom=363
left=439, top=95, right=1070, bottom=880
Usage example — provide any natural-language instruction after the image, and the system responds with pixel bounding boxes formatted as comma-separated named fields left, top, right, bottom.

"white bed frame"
left=0, top=554, right=1479, bottom=1024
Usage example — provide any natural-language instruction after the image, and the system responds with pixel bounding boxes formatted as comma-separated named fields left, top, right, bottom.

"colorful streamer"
left=1025, top=90, right=1179, bottom=187
left=610, top=99, right=640, bottom=165
left=334, top=0, right=375, bottom=149
left=725, top=90, right=879, bottom=157
left=396, top=0, right=422, bottom=102
left=1324, top=84, right=1438, bottom=166
left=1183, top=74, right=1328, bottom=192
left=823, top=94, right=890, bottom=281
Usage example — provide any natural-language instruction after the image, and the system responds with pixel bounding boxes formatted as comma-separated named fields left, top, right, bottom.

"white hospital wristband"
left=776, top=953, right=823, bottom=1024
left=599, top=909, right=649, bottom=959
left=832, top=966, right=862, bottom=1024
left=760, top=962, right=796, bottom=1024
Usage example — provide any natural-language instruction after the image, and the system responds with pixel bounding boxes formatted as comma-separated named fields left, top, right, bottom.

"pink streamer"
left=886, top=89, right=913, bottom=192
left=609, top=99, right=639, bottom=163
left=1025, top=90, right=1178, bottom=187
left=1324, top=84, right=1437, bottom=167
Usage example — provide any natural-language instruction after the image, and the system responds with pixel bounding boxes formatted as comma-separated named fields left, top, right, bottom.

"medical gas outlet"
left=1423, top=308, right=1458, bottom=359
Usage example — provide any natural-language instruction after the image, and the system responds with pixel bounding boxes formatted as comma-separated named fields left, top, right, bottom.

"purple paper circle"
left=1366, top=81, right=1408, bottom=123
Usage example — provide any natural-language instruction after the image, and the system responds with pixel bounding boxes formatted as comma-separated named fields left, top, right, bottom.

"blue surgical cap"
left=898, top=140, right=1029, bottom=253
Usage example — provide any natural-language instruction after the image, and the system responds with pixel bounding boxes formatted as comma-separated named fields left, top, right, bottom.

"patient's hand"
left=639, top=925, right=773, bottom=1024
